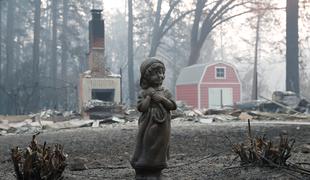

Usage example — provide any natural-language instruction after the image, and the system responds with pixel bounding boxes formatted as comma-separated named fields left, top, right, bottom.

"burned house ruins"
left=79, top=10, right=121, bottom=118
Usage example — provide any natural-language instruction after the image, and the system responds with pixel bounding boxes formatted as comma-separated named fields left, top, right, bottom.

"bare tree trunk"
left=128, top=0, right=135, bottom=105
left=148, top=0, right=188, bottom=57
left=5, top=0, right=16, bottom=114
left=188, top=0, right=205, bottom=66
left=149, top=0, right=162, bottom=57
left=149, top=39, right=160, bottom=57
left=61, top=0, right=68, bottom=110
left=32, top=0, right=41, bottom=112
left=0, top=0, right=3, bottom=114
left=50, top=0, right=58, bottom=109
left=188, top=0, right=249, bottom=66
left=188, top=45, right=202, bottom=66
left=286, top=0, right=299, bottom=95
left=252, top=14, right=261, bottom=100
left=0, top=0, right=2, bottom=85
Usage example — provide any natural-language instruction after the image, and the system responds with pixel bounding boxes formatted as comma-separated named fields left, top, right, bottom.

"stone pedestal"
left=134, top=168, right=163, bottom=180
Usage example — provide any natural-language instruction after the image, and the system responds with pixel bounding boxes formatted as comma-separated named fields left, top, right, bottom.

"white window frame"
left=215, top=66, right=226, bottom=79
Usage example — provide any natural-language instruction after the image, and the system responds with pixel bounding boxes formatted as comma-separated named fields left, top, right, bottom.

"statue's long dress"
left=131, top=88, right=176, bottom=172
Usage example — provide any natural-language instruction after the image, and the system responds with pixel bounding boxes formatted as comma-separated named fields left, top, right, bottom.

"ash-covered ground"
left=0, top=120, right=310, bottom=180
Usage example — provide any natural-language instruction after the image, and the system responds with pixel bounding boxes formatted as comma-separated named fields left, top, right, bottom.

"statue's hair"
left=140, top=62, right=165, bottom=89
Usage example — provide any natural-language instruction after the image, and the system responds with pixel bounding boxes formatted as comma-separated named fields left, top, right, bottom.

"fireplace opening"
left=91, top=89, right=115, bottom=102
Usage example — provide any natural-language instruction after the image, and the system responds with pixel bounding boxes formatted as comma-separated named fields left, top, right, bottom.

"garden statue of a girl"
left=131, top=57, right=177, bottom=180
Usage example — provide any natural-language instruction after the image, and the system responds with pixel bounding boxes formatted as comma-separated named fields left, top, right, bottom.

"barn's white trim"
left=198, top=64, right=209, bottom=109
left=204, top=61, right=242, bottom=84
left=197, top=84, right=201, bottom=109
left=176, top=61, right=242, bottom=108
left=175, top=85, right=178, bottom=100
left=176, top=61, right=242, bottom=85
left=214, top=66, right=227, bottom=79
left=217, top=62, right=243, bottom=103
left=239, top=83, right=242, bottom=103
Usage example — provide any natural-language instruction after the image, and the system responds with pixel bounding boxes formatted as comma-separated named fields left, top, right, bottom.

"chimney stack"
left=79, top=8, right=121, bottom=117
left=88, top=9, right=106, bottom=76
left=89, top=9, right=105, bottom=49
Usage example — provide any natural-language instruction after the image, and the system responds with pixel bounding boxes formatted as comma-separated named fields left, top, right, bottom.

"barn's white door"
left=208, top=88, right=233, bottom=108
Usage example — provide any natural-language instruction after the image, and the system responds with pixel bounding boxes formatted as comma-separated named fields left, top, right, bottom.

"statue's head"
left=140, top=57, right=166, bottom=89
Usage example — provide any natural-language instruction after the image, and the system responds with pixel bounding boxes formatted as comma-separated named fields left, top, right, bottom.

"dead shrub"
left=11, top=133, right=67, bottom=180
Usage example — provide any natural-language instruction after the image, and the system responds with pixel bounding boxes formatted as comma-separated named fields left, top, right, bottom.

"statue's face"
left=148, top=66, right=165, bottom=87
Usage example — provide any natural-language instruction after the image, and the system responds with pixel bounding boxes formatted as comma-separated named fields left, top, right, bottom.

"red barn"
left=176, top=62, right=241, bottom=109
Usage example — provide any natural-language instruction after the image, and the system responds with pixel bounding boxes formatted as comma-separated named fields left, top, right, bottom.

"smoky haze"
left=0, top=0, right=309, bottom=115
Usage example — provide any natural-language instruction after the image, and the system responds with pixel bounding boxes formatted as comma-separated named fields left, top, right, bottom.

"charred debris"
left=231, top=120, right=310, bottom=176
left=11, top=133, right=67, bottom=180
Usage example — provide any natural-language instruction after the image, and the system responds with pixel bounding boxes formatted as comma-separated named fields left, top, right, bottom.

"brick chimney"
left=79, top=9, right=121, bottom=118
left=89, top=9, right=106, bottom=76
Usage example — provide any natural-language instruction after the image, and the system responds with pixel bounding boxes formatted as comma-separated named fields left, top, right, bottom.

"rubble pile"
left=84, top=100, right=117, bottom=111
left=83, top=99, right=124, bottom=119
left=175, top=91, right=310, bottom=123
left=171, top=101, right=192, bottom=119
left=33, top=109, right=80, bottom=121
left=11, top=133, right=67, bottom=180
left=0, top=101, right=140, bottom=135
left=0, top=119, right=44, bottom=135
left=0, top=109, right=82, bottom=135
left=0, top=91, right=310, bottom=136
left=172, top=101, right=238, bottom=123
left=260, top=91, right=309, bottom=114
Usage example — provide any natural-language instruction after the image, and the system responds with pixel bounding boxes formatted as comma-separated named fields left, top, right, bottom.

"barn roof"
left=176, top=64, right=206, bottom=85
left=176, top=61, right=240, bottom=85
